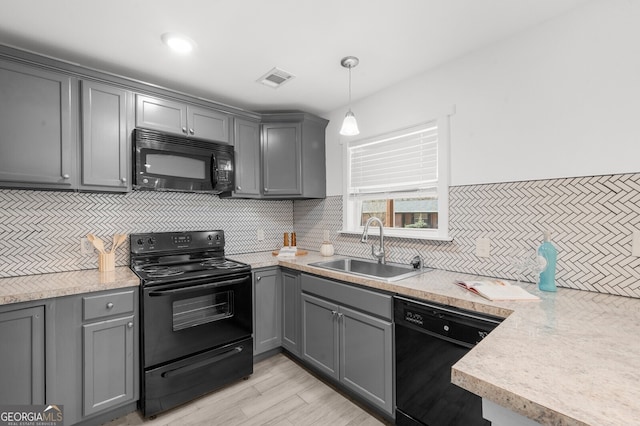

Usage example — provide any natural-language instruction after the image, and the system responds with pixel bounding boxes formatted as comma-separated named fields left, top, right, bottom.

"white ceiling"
left=0, top=0, right=588, bottom=116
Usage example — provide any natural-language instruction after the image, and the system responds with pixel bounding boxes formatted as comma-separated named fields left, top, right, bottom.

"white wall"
left=324, top=0, right=640, bottom=195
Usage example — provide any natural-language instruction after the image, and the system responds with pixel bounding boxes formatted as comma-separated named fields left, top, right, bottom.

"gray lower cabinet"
left=82, top=314, right=135, bottom=416
left=300, top=273, right=394, bottom=415
left=301, top=293, right=340, bottom=378
left=135, top=94, right=231, bottom=143
left=253, top=268, right=282, bottom=355
left=53, top=288, right=138, bottom=425
left=0, top=58, right=77, bottom=190
left=0, top=304, right=45, bottom=405
left=281, top=268, right=301, bottom=356
left=80, top=80, right=132, bottom=191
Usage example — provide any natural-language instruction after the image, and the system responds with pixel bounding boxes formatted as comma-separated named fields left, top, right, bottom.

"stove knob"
left=148, top=237, right=156, bottom=245
left=136, top=238, right=144, bottom=245
left=207, top=235, right=213, bottom=240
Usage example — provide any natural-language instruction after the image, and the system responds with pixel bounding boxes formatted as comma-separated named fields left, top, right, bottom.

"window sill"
left=338, top=229, right=453, bottom=242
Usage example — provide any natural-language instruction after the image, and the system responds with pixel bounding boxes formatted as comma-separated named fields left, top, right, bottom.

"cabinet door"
left=0, top=306, right=45, bottom=404
left=253, top=269, right=281, bottom=355
left=80, top=81, right=131, bottom=191
left=233, top=118, right=261, bottom=196
left=281, top=269, right=301, bottom=356
left=261, top=123, right=302, bottom=196
left=0, top=59, right=75, bottom=189
left=339, top=306, right=393, bottom=415
left=301, top=293, right=339, bottom=380
left=83, top=315, right=135, bottom=416
left=187, top=105, right=230, bottom=143
left=135, top=94, right=187, bottom=136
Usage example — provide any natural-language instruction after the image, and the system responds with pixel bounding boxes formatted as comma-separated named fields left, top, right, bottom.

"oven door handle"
left=160, top=345, right=244, bottom=378
left=148, top=277, right=247, bottom=297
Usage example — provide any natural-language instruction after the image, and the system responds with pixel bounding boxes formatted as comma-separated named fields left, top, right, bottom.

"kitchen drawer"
left=301, top=274, right=392, bottom=320
left=83, top=290, right=135, bottom=321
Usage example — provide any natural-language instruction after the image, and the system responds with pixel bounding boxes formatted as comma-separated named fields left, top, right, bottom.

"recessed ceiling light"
left=161, top=33, right=196, bottom=54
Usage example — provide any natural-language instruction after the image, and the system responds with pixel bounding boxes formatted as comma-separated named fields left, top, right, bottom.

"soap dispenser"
left=537, top=231, right=557, bottom=292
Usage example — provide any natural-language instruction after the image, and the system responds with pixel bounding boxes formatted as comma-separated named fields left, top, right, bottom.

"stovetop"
left=130, top=231, right=251, bottom=285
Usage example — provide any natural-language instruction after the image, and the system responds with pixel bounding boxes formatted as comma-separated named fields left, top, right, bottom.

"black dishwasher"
left=394, top=296, right=503, bottom=426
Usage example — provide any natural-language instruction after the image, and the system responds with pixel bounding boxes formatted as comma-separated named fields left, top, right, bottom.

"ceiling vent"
left=257, top=67, right=295, bottom=88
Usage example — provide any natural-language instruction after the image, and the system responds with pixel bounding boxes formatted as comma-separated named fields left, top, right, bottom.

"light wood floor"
left=104, top=353, right=391, bottom=426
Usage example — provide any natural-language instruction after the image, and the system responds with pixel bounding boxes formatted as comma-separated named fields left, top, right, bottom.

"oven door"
left=141, top=272, right=252, bottom=368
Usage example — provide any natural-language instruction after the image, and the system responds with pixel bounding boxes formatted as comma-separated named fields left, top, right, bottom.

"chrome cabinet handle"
left=331, top=310, right=338, bottom=317
left=236, top=186, right=241, bottom=191
left=127, top=322, right=133, bottom=328
left=62, top=174, right=70, bottom=179
left=189, top=128, right=195, bottom=135
left=257, top=276, right=261, bottom=281
left=121, top=177, right=127, bottom=183
left=106, top=302, right=114, bottom=309
left=182, top=127, right=188, bottom=133
left=264, top=188, right=269, bottom=192
left=337, top=312, right=344, bottom=319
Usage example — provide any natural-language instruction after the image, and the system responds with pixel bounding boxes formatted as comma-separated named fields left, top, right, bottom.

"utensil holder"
left=98, top=252, right=115, bottom=272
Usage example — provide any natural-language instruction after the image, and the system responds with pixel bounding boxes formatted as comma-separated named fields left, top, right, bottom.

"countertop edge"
left=0, top=266, right=140, bottom=306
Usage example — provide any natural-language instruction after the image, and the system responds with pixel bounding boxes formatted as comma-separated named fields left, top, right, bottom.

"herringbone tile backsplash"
left=0, top=189, right=293, bottom=277
left=295, top=174, right=640, bottom=299
left=2, top=173, right=640, bottom=298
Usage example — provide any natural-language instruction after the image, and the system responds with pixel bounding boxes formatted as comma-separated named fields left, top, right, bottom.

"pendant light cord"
left=348, top=65, right=352, bottom=107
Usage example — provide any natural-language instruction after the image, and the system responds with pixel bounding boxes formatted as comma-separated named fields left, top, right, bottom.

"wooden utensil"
left=87, top=234, right=106, bottom=254
left=111, top=234, right=127, bottom=253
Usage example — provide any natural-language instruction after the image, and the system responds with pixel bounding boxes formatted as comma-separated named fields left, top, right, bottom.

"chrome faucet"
left=361, top=217, right=385, bottom=264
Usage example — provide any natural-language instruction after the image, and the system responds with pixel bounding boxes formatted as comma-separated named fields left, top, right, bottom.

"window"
left=343, top=117, right=450, bottom=240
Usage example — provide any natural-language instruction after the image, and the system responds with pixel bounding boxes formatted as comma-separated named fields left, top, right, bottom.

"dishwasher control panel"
left=395, top=296, right=503, bottom=347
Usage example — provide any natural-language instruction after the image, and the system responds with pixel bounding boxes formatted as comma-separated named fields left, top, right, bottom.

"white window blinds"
left=348, top=121, right=438, bottom=196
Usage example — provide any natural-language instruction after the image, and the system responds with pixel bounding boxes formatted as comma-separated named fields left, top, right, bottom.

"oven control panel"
left=130, top=231, right=225, bottom=253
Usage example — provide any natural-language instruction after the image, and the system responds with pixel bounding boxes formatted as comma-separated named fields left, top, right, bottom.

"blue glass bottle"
left=538, top=231, right=557, bottom=292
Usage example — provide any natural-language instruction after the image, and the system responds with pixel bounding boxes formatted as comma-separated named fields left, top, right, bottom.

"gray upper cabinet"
left=0, top=304, right=45, bottom=405
left=233, top=118, right=261, bottom=196
left=135, top=94, right=231, bottom=143
left=253, top=268, right=282, bottom=355
left=0, top=59, right=76, bottom=190
left=262, top=122, right=302, bottom=197
left=80, top=80, right=132, bottom=191
left=188, top=105, right=230, bottom=143
left=260, top=112, right=328, bottom=199
left=135, top=95, right=186, bottom=136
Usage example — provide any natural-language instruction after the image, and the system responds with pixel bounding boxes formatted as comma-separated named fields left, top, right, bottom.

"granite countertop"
left=0, top=266, right=140, bottom=305
left=2, top=252, right=638, bottom=425
left=230, top=250, right=640, bottom=426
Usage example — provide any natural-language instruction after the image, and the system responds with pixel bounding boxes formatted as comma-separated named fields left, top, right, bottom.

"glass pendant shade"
left=340, top=110, right=360, bottom=136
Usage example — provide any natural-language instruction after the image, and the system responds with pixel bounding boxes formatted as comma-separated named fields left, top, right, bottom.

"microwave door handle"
left=211, top=154, right=218, bottom=188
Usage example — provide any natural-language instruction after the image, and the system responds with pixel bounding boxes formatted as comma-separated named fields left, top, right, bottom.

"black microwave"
left=133, top=128, right=234, bottom=194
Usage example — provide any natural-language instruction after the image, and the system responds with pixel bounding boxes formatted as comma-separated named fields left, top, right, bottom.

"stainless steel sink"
left=309, top=258, right=430, bottom=282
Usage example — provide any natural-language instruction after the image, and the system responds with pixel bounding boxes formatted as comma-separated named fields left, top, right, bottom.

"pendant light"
left=339, top=56, right=360, bottom=136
